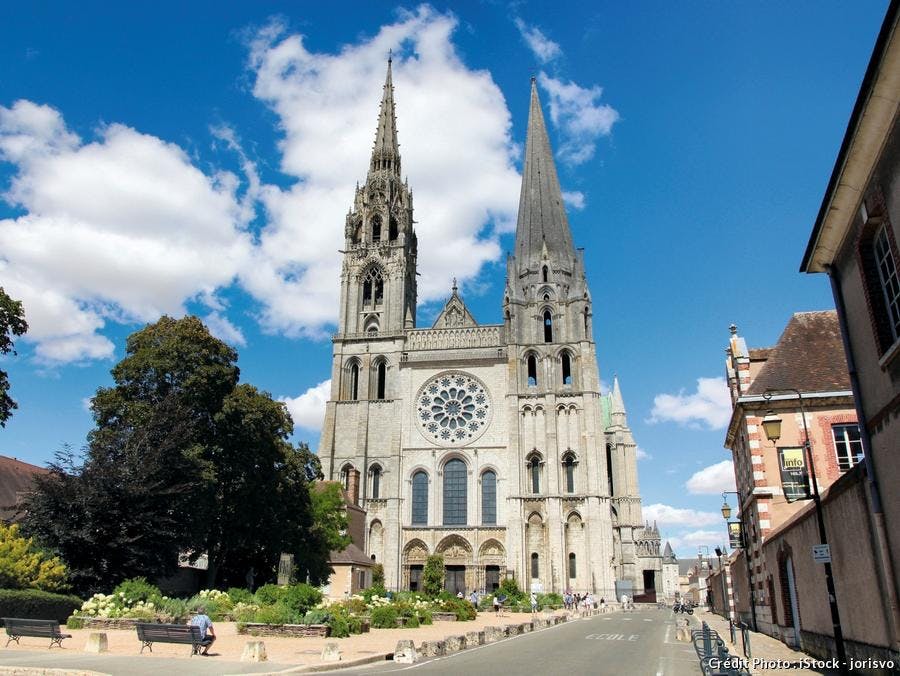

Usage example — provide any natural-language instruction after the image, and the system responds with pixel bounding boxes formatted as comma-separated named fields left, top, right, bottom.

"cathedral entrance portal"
left=485, top=565, right=501, bottom=592
left=445, top=566, right=466, bottom=595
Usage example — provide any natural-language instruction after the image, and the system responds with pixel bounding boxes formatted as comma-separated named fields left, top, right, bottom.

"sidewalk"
left=698, top=611, right=839, bottom=676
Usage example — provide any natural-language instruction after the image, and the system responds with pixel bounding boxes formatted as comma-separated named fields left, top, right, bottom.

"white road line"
left=644, top=618, right=653, bottom=622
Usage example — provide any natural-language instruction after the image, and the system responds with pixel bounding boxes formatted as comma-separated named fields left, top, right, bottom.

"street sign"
left=812, top=544, right=831, bottom=564
left=728, top=521, right=743, bottom=549
left=779, top=447, right=811, bottom=503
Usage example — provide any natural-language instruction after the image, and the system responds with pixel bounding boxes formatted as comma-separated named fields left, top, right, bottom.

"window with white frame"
left=832, top=424, right=863, bottom=471
left=875, top=225, right=900, bottom=342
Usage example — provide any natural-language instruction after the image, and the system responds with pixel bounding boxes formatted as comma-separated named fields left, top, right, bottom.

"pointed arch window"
left=561, top=352, right=572, bottom=385
left=568, top=553, right=577, bottom=579
left=527, top=354, right=537, bottom=387
left=531, top=552, right=539, bottom=579
left=527, top=454, right=541, bottom=494
left=563, top=453, right=576, bottom=493
left=371, top=464, right=382, bottom=499
left=340, top=464, right=354, bottom=492
left=412, top=471, right=428, bottom=525
left=362, top=267, right=384, bottom=307
left=374, top=359, right=387, bottom=400
left=481, top=470, right=497, bottom=525
left=389, top=217, right=399, bottom=241
left=443, top=458, right=467, bottom=526
left=584, top=308, right=590, bottom=338
left=347, top=362, right=360, bottom=400
left=606, top=444, right=615, bottom=495
left=371, top=215, right=382, bottom=242
left=542, top=265, right=548, bottom=283
left=543, top=310, right=553, bottom=343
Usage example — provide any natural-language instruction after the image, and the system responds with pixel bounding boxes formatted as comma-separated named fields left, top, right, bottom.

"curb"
left=225, top=652, right=391, bottom=675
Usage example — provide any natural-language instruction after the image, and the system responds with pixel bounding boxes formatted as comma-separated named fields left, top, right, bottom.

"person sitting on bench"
left=188, top=606, right=216, bottom=655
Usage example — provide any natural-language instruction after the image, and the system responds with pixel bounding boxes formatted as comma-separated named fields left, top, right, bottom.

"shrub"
left=371, top=563, right=385, bottom=588
left=254, top=584, right=287, bottom=606
left=226, top=587, right=254, bottom=605
left=538, top=592, right=563, bottom=608
left=422, top=554, right=444, bottom=598
left=328, top=614, right=350, bottom=638
left=232, top=602, right=259, bottom=623
left=112, top=577, right=161, bottom=605
left=281, top=584, right=322, bottom=617
left=302, top=609, right=330, bottom=625
left=0, top=589, right=82, bottom=623
left=405, top=614, right=420, bottom=628
left=347, top=615, right=364, bottom=634
left=498, top=578, right=525, bottom=604
left=440, top=597, right=476, bottom=621
left=158, top=597, right=189, bottom=622
left=370, top=605, right=399, bottom=629
left=0, top=524, right=68, bottom=592
left=65, top=615, right=84, bottom=629
left=419, top=609, right=433, bottom=625
left=253, top=603, right=296, bottom=625
left=362, top=584, right=387, bottom=603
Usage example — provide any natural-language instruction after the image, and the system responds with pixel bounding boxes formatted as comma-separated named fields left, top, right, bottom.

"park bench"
left=3, top=617, right=72, bottom=649
left=135, top=622, right=203, bottom=655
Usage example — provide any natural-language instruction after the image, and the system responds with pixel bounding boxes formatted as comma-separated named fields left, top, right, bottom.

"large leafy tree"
left=0, top=287, right=28, bottom=427
left=24, top=316, right=338, bottom=593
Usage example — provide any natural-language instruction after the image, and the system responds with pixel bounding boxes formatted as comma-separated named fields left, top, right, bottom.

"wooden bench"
left=135, top=622, right=203, bottom=655
left=3, top=617, right=72, bottom=649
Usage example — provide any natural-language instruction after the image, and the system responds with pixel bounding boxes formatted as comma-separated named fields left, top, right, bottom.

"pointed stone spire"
left=611, top=375, right=626, bottom=415
left=370, top=57, right=401, bottom=177
left=663, top=541, right=676, bottom=562
left=514, top=78, right=575, bottom=271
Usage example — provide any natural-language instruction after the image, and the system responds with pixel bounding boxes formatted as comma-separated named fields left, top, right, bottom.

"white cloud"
left=648, top=376, right=732, bottom=430
left=636, top=446, right=651, bottom=461
left=642, top=503, right=721, bottom=528
left=537, top=72, right=619, bottom=165
left=668, top=530, right=727, bottom=557
left=281, top=379, right=331, bottom=432
left=203, top=312, right=247, bottom=347
left=0, top=100, right=253, bottom=363
left=513, top=18, right=562, bottom=64
left=562, top=190, right=585, bottom=210
left=247, top=7, right=521, bottom=335
left=0, top=7, right=524, bottom=362
left=686, top=460, right=736, bottom=495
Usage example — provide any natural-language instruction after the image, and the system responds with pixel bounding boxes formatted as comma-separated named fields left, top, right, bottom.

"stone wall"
left=238, top=623, right=330, bottom=638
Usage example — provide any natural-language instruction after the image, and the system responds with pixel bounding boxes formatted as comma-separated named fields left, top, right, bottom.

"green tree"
left=0, top=287, right=28, bottom=427
left=24, top=316, right=344, bottom=593
left=423, top=554, right=445, bottom=598
left=299, top=481, right=350, bottom=584
left=0, top=523, right=67, bottom=591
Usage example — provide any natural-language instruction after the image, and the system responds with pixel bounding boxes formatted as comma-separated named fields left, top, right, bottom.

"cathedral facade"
left=318, top=61, right=661, bottom=599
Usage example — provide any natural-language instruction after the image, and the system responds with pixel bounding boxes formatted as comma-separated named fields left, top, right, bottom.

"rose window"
left=415, top=372, right=491, bottom=445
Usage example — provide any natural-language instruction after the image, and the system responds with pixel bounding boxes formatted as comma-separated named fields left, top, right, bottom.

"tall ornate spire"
left=370, top=57, right=400, bottom=177
left=611, top=375, right=626, bottom=416
left=514, top=78, right=575, bottom=270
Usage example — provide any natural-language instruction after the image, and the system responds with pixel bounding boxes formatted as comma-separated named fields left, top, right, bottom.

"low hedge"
left=0, top=589, right=83, bottom=624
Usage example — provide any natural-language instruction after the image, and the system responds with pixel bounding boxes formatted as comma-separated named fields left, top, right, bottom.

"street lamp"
left=762, top=388, right=848, bottom=674
left=714, top=546, right=731, bottom=621
left=721, top=490, right=758, bottom=631
left=698, top=546, right=712, bottom=608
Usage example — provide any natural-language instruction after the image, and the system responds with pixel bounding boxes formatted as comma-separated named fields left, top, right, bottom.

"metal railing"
left=691, top=621, right=751, bottom=676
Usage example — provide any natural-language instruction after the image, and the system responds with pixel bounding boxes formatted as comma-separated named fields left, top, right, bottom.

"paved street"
left=348, top=608, right=701, bottom=676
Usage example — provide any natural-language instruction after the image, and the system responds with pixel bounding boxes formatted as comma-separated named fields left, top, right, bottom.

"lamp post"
left=721, top=490, right=758, bottom=631
left=698, top=546, right=711, bottom=608
left=761, top=388, right=848, bottom=674
left=715, top=546, right=731, bottom=620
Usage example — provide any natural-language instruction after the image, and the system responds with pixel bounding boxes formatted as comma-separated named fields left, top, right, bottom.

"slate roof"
left=746, top=311, right=850, bottom=395
left=0, top=455, right=49, bottom=522
left=329, top=543, right=374, bottom=567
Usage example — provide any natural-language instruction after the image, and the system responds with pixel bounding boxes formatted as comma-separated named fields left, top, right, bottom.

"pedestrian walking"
left=530, top=591, right=538, bottom=615
left=493, top=594, right=500, bottom=617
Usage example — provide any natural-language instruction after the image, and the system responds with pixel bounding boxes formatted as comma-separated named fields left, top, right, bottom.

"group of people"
left=563, top=591, right=600, bottom=612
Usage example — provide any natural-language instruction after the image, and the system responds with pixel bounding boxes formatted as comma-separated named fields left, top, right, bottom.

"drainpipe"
left=827, top=264, right=900, bottom=653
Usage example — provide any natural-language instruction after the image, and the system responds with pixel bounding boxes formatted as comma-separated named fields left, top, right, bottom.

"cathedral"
left=318, top=60, right=662, bottom=600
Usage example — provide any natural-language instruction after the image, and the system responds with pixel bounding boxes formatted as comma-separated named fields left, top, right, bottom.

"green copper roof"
left=600, top=393, right=612, bottom=430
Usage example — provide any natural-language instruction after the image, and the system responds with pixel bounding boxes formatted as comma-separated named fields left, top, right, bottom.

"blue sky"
left=0, top=1, right=888, bottom=559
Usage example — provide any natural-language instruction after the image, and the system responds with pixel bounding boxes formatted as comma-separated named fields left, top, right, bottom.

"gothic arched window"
left=347, top=362, right=359, bottom=400
left=584, top=308, right=590, bottom=338
left=389, top=217, right=399, bottom=241
left=531, top=552, right=539, bottom=579
left=542, top=265, right=548, bottom=283
left=362, top=267, right=384, bottom=307
left=481, top=470, right=497, bottom=525
left=374, top=359, right=387, bottom=400
left=606, top=444, right=615, bottom=495
left=527, top=455, right=541, bottom=494
left=561, top=352, right=572, bottom=385
left=568, top=552, right=577, bottom=579
left=412, top=471, right=428, bottom=525
left=527, top=354, right=537, bottom=387
left=443, top=458, right=467, bottom=526
left=340, top=464, right=354, bottom=492
left=563, top=453, right=576, bottom=493
left=371, top=215, right=382, bottom=242
left=371, top=464, right=382, bottom=500
left=543, top=310, right=553, bottom=343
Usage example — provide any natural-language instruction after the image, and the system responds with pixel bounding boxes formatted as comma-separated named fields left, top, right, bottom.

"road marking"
left=584, top=633, right=640, bottom=641
left=622, top=617, right=632, bottom=622
left=644, top=618, right=653, bottom=622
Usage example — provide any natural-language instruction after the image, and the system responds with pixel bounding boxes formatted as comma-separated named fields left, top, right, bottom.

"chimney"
left=347, top=468, right=361, bottom=506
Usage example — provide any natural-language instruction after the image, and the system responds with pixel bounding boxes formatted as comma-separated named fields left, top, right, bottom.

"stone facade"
left=317, top=63, right=660, bottom=598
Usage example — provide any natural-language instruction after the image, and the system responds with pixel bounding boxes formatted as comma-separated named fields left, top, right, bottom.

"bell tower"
left=338, top=57, right=418, bottom=336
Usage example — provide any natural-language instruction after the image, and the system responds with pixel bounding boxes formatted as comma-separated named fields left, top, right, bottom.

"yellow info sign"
left=780, top=447, right=805, bottom=470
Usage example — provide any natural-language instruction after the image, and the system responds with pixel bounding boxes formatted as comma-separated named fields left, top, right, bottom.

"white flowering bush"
left=79, top=592, right=156, bottom=619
